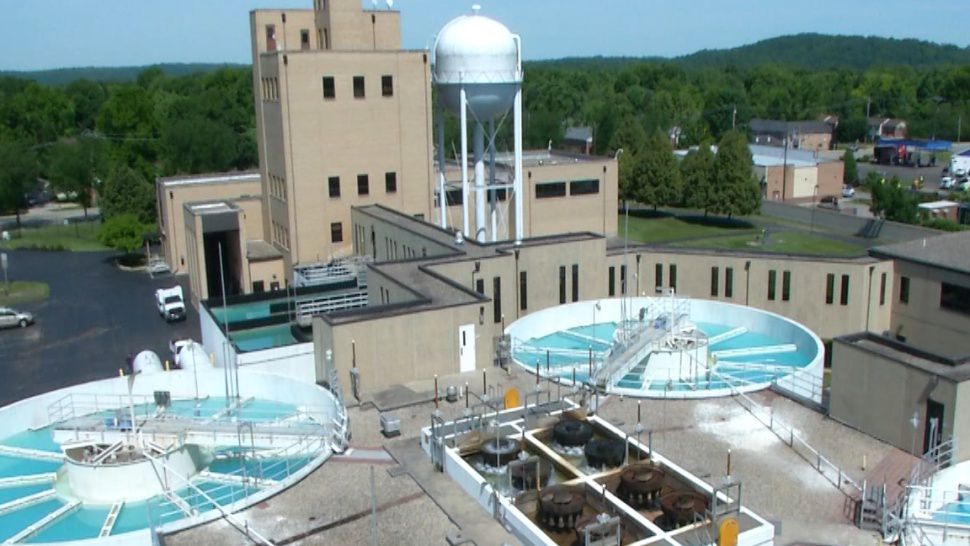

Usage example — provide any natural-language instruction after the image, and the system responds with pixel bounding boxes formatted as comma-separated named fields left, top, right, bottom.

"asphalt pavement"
left=0, top=250, right=198, bottom=406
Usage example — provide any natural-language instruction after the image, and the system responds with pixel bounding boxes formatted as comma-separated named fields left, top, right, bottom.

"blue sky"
left=2, top=0, right=968, bottom=71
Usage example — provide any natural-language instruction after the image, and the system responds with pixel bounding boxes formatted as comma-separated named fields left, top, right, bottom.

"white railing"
left=712, top=343, right=797, bottom=359
left=296, top=291, right=367, bottom=318
left=905, top=485, right=970, bottom=542
left=710, top=369, right=861, bottom=497
left=47, top=393, right=158, bottom=425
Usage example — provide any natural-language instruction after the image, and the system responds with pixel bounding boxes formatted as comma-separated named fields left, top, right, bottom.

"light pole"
left=811, top=184, right=819, bottom=233
left=592, top=301, right=601, bottom=335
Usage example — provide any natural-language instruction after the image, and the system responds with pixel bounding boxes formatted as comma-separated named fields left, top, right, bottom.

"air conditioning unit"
left=380, top=412, right=401, bottom=437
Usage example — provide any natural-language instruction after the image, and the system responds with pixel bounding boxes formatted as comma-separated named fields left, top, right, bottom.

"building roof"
left=750, top=119, right=833, bottom=135
left=564, top=126, right=593, bottom=143
left=868, top=117, right=907, bottom=129
left=158, top=171, right=260, bottom=188
left=870, top=231, right=970, bottom=275
left=837, top=332, right=970, bottom=381
left=918, top=200, right=960, bottom=211
left=246, top=240, right=283, bottom=262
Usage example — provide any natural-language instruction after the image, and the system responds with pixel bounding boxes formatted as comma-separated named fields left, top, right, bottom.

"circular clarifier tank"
left=0, top=368, right=348, bottom=544
left=507, top=297, right=824, bottom=400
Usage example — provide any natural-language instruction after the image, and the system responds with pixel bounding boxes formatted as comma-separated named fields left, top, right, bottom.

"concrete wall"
left=156, top=175, right=261, bottom=274
left=889, top=260, right=970, bottom=357
left=248, top=258, right=285, bottom=293
left=313, top=302, right=485, bottom=395
left=830, top=339, right=964, bottom=458
left=608, top=250, right=892, bottom=340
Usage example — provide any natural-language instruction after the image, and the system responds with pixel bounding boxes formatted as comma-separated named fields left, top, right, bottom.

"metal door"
left=458, top=324, right=475, bottom=373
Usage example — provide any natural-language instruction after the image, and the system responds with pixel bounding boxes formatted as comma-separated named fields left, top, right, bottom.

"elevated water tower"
left=433, top=5, right=524, bottom=243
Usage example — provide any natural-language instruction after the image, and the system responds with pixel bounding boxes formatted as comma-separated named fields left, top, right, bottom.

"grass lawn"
left=0, top=221, right=107, bottom=252
left=673, top=230, right=867, bottom=257
left=0, top=281, right=50, bottom=306
left=618, top=212, right=758, bottom=244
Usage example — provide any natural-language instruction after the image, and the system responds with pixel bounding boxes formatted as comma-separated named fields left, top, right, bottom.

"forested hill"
left=676, top=34, right=970, bottom=71
left=0, top=63, right=247, bottom=86
left=531, top=34, right=970, bottom=72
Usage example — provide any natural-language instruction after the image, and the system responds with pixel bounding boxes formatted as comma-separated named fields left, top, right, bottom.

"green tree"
left=680, top=143, right=716, bottom=213
left=711, top=130, right=760, bottom=218
left=47, top=140, right=102, bottom=217
left=865, top=174, right=918, bottom=223
left=160, top=116, right=237, bottom=174
left=98, top=213, right=150, bottom=254
left=99, top=164, right=155, bottom=223
left=0, top=141, right=37, bottom=227
left=842, top=149, right=858, bottom=187
left=632, top=130, right=682, bottom=210
left=609, top=116, right=648, bottom=203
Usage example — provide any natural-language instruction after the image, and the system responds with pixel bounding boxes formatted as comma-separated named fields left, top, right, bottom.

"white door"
left=458, top=324, right=475, bottom=373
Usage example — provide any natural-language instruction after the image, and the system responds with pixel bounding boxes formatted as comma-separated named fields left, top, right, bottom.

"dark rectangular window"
left=569, top=179, right=599, bottom=195
left=328, top=176, right=340, bottom=198
left=559, top=266, right=567, bottom=304
left=840, top=274, right=850, bottom=306
left=357, top=174, right=369, bottom=195
left=300, top=29, right=310, bottom=50
left=381, top=75, right=393, bottom=97
left=252, top=281, right=265, bottom=293
left=519, top=271, right=528, bottom=310
left=767, top=270, right=777, bottom=301
left=782, top=271, right=791, bottom=301
left=710, top=267, right=719, bottom=297
left=322, top=76, right=335, bottom=99
left=725, top=267, right=734, bottom=298
left=941, top=283, right=970, bottom=315
left=900, top=276, right=910, bottom=304
left=608, top=266, right=616, bottom=296
left=353, top=76, right=365, bottom=98
left=655, top=264, right=663, bottom=290
left=476, top=278, right=484, bottom=295
left=265, top=25, right=277, bottom=52
left=826, top=274, right=835, bottom=304
left=880, top=272, right=887, bottom=306
left=571, top=264, right=579, bottom=302
left=536, top=182, right=567, bottom=199
left=385, top=172, right=397, bottom=193
left=670, top=264, right=677, bottom=292
left=330, top=222, right=343, bottom=243
left=620, top=265, right=627, bottom=295
left=445, top=189, right=463, bottom=206
left=493, top=277, right=502, bottom=323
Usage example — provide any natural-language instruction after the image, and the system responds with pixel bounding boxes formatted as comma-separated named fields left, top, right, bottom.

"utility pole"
left=958, top=114, right=962, bottom=143
left=732, top=105, right=737, bottom=130
left=866, top=97, right=872, bottom=143
left=781, top=124, right=789, bottom=201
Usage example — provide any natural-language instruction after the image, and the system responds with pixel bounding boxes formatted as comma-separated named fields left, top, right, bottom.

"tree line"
left=0, top=67, right=256, bottom=230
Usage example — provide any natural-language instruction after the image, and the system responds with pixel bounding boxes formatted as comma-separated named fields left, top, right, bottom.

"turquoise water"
left=934, top=501, right=970, bottom=525
left=1, top=430, right=61, bottom=454
left=210, top=299, right=283, bottom=324
left=0, top=456, right=62, bottom=479
left=26, top=506, right=107, bottom=543
left=0, top=395, right=311, bottom=542
left=694, top=322, right=735, bottom=338
left=230, top=324, right=298, bottom=352
left=0, top=485, right=51, bottom=505
left=0, top=500, right=64, bottom=542
left=516, top=320, right=816, bottom=392
left=709, top=331, right=782, bottom=352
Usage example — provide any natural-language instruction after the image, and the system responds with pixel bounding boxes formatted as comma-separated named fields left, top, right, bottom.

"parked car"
left=842, top=185, right=856, bottom=198
left=0, top=308, right=33, bottom=329
left=818, top=195, right=840, bottom=210
left=940, top=176, right=956, bottom=190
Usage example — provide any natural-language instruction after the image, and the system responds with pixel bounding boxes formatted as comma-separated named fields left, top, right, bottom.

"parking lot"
left=0, top=250, right=198, bottom=406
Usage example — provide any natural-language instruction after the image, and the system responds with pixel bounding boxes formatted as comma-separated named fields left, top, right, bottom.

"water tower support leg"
left=513, top=87, right=524, bottom=243
left=460, top=86, right=470, bottom=238
left=474, top=121, right=486, bottom=243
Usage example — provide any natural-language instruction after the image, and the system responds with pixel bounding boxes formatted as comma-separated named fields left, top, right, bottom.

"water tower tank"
left=434, top=6, right=521, bottom=121
left=132, top=350, right=163, bottom=375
